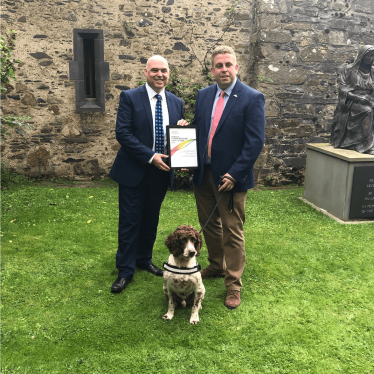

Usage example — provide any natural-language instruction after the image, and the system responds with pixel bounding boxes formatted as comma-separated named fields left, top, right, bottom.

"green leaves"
left=0, top=31, right=33, bottom=143
left=1, top=115, right=33, bottom=142
left=164, top=69, right=207, bottom=121
left=257, top=75, right=274, bottom=83
left=0, top=30, right=19, bottom=93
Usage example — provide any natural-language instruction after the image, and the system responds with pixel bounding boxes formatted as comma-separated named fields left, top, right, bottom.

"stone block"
left=255, top=63, right=306, bottom=85
left=138, top=18, right=152, bottom=27
left=119, top=55, right=136, bottom=60
left=16, top=83, right=28, bottom=92
left=259, top=30, right=292, bottom=44
left=119, top=39, right=131, bottom=47
left=331, top=0, right=347, bottom=11
left=39, top=61, right=53, bottom=66
left=37, top=84, right=50, bottom=90
left=282, top=22, right=312, bottom=31
left=74, top=136, right=89, bottom=143
left=300, top=46, right=330, bottom=62
left=294, top=8, right=318, bottom=18
left=21, top=93, right=37, bottom=106
left=330, top=48, right=356, bottom=63
left=8, top=94, right=20, bottom=100
left=63, top=158, right=85, bottom=163
left=62, top=13, right=77, bottom=22
left=256, top=14, right=282, bottom=31
left=327, top=30, right=346, bottom=45
left=303, top=143, right=374, bottom=221
left=73, top=159, right=106, bottom=177
left=75, top=80, right=85, bottom=102
left=30, top=52, right=52, bottom=59
left=48, top=104, right=60, bottom=115
left=353, top=0, right=374, bottom=14
left=265, top=99, right=280, bottom=117
left=172, top=42, right=190, bottom=51
left=257, top=0, right=281, bottom=14
left=27, top=146, right=50, bottom=167
left=115, top=85, right=130, bottom=91
left=96, top=62, right=110, bottom=81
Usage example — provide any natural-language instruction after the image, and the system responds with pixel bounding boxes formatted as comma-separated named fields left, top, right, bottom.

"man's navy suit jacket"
left=110, top=85, right=184, bottom=189
left=192, top=79, right=265, bottom=192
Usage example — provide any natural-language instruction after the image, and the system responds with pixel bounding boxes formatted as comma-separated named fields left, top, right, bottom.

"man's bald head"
left=144, top=55, right=170, bottom=93
left=145, top=55, right=169, bottom=70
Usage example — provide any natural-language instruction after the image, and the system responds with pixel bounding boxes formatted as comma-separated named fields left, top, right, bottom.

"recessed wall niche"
left=69, top=29, right=109, bottom=112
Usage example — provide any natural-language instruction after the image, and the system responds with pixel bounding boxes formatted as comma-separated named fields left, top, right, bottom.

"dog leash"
left=199, top=175, right=235, bottom=234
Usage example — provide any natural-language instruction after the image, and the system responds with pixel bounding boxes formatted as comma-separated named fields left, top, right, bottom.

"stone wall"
left=1, top=0, right=254, bottom=180
left=250, top=0, right=374, bottom=185
left=1, top=0, right=374, bottom=185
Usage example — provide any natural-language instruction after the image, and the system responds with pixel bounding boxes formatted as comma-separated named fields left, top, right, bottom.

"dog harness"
left=163, top=262, right=201, bottom=275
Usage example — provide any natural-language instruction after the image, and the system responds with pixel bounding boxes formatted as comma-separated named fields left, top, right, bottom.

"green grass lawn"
left=1, top=184, right=373, bottom=373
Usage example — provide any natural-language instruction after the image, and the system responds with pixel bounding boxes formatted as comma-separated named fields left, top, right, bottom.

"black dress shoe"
left=138, top=264, right=163, bottom=277
left=111, top=277, right=131, bottom=293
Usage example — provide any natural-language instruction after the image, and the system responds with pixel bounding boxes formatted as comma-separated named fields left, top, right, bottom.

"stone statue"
left=330, top=45, right=374, bottom=155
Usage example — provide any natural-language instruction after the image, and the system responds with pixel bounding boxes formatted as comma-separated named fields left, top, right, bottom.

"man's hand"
left=218, top=173, right=236, bottom=192
left=152, top=154, right=170, bottom=171
left=177, top=119, right=189, bottom=126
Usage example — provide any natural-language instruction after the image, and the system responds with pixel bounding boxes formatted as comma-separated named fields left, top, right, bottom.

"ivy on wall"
left=0, top=29, right=32, bottom=142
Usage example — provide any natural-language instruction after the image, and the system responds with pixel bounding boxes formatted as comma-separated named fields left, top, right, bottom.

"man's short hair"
left=145, top=55, right=169, bottom=70
left=211, top=46, right=237, bottom=67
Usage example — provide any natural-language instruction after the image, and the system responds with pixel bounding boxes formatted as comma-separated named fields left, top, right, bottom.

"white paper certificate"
left=167, top=126, right=199, bottom=169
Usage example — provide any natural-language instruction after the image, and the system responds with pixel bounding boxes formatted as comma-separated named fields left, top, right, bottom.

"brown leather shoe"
left=224, top=290, right=241, bottom=309
left=200, top=267, right=225, bottom=279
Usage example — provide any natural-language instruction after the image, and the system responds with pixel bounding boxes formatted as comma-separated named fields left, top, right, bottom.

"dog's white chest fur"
left=164, top=255, right=201, bottom=296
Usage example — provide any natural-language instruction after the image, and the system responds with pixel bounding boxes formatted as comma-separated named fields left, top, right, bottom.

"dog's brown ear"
left=165, top=232, right=180, bottom=256
left=165, top=234, right=172, bottom=250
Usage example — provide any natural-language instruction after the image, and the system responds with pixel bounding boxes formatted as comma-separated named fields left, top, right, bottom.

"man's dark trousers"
left=116, top=164, right=169, bottom=280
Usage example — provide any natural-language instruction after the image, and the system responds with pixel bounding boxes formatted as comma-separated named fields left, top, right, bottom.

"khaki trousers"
left=194, top=166, right=247, bottom=291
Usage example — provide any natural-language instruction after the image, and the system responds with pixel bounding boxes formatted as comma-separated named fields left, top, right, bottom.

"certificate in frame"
left=167, top=125, right=199, bottom=169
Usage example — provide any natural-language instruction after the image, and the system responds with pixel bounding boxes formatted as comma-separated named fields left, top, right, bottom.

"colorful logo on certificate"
left=170, top=139, right=196, bottom=157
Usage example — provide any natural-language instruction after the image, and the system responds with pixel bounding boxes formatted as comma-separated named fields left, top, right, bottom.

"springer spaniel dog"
left=162, top=225, right=205, bottom=324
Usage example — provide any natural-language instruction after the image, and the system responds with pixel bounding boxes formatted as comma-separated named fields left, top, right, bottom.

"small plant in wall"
left=227, top=0, right=241, bottom=18
left=0, top=29, right=32, bottom=142
left=256, top=75, right=274, bottom=83
left=122, top=21, right=131, bottom=32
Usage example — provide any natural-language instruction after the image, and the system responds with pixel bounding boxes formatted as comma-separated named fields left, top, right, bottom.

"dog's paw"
left=162, top=313, right=173, bottom=320
left=189, top=317, right=200, bottom=324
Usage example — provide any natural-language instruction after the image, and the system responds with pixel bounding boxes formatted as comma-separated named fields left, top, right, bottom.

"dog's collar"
left=163, top=262, right=201, bottom=275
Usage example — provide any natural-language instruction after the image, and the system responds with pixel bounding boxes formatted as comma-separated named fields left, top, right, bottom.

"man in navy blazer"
left=109, top=55, right=184, bottom=293
left=184, top=46, right=265, bottom=309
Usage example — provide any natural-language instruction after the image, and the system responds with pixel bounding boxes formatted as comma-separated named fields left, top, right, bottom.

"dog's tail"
left=181, top=300, right=186, bottom=308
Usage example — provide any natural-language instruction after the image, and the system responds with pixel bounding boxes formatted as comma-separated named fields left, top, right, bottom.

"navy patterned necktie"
left=155, top=94, right=164, bottom=154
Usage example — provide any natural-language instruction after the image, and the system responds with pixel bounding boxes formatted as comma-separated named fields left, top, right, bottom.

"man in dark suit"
left=109, top=55, right=184, bottom=293
left=185, top=46, right=265, bottom=309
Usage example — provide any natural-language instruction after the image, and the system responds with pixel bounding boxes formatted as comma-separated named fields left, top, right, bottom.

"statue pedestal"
left=303, top=143, right=374, bottom=222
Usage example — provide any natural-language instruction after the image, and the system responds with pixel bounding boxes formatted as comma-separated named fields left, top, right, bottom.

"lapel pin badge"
left=234, top=94, right=237, bottom=97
